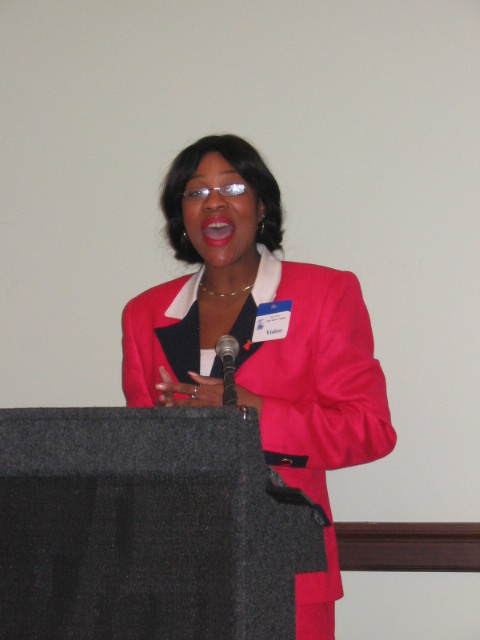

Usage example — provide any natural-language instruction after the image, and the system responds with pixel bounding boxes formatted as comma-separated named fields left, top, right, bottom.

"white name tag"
left=252, top=300, right=292, bottom=343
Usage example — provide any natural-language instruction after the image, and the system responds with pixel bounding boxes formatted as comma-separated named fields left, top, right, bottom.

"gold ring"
left=190, top=385, right=198, bottom=400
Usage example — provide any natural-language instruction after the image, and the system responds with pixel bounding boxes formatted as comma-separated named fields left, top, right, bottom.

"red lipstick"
left=201, top=217, right=234, bottom=247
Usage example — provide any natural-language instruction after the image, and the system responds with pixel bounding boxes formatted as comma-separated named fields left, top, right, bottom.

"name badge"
left=252, top=300, right=292, bottom=343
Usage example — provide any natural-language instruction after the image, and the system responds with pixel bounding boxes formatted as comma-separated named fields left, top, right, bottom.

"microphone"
left=215, top=335, right=240, bottom=406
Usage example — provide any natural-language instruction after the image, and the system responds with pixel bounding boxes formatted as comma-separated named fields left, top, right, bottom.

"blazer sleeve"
left=258, top=271, right=396, bottom=470
left=122, top=298, right=155, bottom=408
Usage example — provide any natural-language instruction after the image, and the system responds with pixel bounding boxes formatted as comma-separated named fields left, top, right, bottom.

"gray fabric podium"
left=0, top=407, right=326, bottom=640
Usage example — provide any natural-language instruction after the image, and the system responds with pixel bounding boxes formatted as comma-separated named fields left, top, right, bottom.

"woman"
left=122, top=134, right=397, bottom=639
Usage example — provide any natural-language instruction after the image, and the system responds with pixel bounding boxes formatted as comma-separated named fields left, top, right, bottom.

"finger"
left=155, top=382, right=175, bottom=392
left=156, top=381, right=197, bottom=398
left=156, top=367, right=175, bottom=392
left=188, top=372, right=223, bottom=386
left=159, top=366, right=173, bottom=383
left=177, top=393, right=223, bottom=407
left=156, top=368, right=176, bottom=405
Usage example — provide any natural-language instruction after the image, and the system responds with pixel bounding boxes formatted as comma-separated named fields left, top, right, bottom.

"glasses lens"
left=183, top=187, right=209, bottom=200
left=220, top=183, right=246, bottom=196
left=183, top=183, right=246, bottom=199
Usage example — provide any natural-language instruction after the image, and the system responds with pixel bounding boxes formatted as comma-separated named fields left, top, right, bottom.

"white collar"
left=165, top=245, right=282, bottom=320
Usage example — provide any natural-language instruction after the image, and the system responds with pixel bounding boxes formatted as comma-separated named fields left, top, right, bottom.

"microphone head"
left=215, top=335, right=240, bottom=361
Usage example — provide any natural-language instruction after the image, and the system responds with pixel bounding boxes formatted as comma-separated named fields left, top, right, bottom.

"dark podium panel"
left=0, top=407, right=326, bottom=640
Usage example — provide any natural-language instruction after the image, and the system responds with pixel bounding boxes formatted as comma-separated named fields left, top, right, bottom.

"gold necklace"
left=199, top=281, right=254, bottom=298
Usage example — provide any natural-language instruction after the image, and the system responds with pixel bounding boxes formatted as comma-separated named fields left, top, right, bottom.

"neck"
left=201, top=252, right=261, bottom=297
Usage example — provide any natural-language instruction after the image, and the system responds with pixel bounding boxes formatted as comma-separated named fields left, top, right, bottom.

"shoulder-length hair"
left=160, top=134, right=284, bottom=264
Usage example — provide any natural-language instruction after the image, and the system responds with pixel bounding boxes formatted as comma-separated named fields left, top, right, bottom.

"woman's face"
left=182, top=152, right=264, bottom=271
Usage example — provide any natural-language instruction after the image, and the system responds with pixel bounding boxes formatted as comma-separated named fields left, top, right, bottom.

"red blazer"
left=122, top=260, right=397, bottom=605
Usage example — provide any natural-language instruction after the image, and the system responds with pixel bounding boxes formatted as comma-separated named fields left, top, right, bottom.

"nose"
left=203, top=188, right=227, bottom=209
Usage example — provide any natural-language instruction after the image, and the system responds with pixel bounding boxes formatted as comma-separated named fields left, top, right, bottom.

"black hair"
left=160, top=134, right=284, bottom=263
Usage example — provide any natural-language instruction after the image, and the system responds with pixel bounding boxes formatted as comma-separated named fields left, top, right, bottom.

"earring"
left=182, top=230, right=189, bottom=242
left=258, top=216, right=265, bottom=236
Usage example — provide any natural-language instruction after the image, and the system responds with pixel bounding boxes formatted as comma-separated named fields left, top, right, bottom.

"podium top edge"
left=0, top=406, right=263, bottom=476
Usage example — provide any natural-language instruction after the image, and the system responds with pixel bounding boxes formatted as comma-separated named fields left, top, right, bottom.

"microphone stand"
left=215, top=335, right=240, bottom=407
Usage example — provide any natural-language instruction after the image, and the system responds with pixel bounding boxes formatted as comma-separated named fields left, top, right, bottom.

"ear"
left=257, top=201, right=265, bottom=222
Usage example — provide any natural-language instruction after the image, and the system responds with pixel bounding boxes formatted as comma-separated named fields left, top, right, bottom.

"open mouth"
left=202, top=218, right=234, bottom=244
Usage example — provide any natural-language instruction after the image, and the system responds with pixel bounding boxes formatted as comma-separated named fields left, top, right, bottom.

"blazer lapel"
left=155, top=295, right=265, bottom=382
left=210, top=294, right=265, bottom=377
left=154, top=303, right=200, bottom=383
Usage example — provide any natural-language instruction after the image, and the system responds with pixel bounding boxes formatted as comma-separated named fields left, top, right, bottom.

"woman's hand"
left=155, top=366, right=262, bottom=414
left=155, top=367, right=223, bottom=407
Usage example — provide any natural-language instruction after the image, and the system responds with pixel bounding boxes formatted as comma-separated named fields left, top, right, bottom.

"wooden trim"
left=335, top=522, right=480, bottom=572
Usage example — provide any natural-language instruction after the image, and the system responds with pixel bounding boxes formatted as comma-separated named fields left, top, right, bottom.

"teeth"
left=208, top=222, right=228, bottom=228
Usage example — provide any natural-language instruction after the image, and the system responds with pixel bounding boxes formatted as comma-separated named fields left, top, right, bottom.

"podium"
left=0, top=407, right=326, bottom=639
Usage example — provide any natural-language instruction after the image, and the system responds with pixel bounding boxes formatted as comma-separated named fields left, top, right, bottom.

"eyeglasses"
left=183, top=183, right=247, bottom=200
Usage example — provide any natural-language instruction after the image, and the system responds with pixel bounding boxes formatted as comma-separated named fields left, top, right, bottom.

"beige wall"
left=1, top=1, right=479, bottom=636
